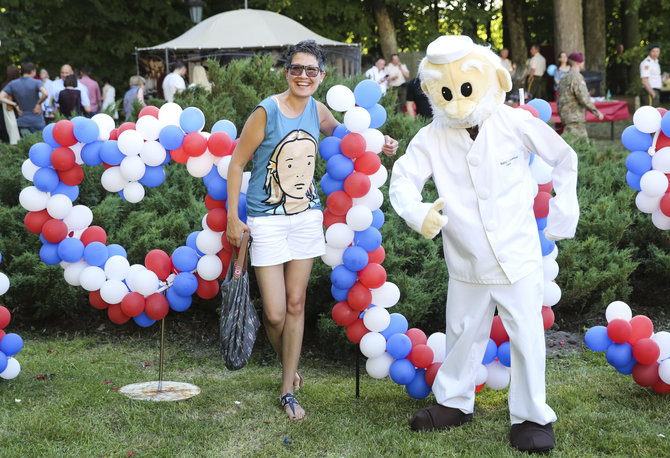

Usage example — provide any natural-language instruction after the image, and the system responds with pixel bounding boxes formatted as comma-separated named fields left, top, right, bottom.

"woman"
left=500, top=48, right=516, bottom=76
left=57, top=75, right=83, bottom=117
left=226, top=40, right=398, bottom=421
left=101, top=77, right=118, bottom=119
left=1, top=65, right=20, bottom=144
left=123, top=75, right=146, bottom=120
left=554, top=51, right=570, bottom=95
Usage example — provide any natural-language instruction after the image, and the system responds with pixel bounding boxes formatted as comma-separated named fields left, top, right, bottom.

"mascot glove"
left=543, top=228, right=567, bottom=242
left=420, top=198, right=449, bottom=239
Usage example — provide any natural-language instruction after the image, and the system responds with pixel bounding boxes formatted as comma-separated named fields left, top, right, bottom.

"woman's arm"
left=317, top=100, right=339, bottom=137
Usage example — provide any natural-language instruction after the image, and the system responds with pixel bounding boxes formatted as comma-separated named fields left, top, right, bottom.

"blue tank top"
left=246, top=96, right=322, bottom=217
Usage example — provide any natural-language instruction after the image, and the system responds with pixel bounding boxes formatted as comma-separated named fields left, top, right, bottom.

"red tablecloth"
left=549, top=100, right=630, bottom=123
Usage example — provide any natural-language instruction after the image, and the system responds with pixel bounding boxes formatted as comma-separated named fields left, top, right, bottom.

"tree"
left=370, top=0, right=399, bottom=60
left=584, top=0, right=607, bottom=93
left=553, top=0, right=584, bottom=57
left=503, top=0, right=528, bottom=74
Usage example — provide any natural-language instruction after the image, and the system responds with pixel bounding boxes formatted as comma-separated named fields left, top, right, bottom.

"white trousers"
left=431, top=269, right=557, bottom=425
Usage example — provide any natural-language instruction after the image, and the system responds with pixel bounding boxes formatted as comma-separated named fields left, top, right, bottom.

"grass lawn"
left=0, top=327, right=668, bottom=457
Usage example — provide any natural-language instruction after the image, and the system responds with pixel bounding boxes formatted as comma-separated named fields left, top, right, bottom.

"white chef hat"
left=426, top=35, right=474, bottom=64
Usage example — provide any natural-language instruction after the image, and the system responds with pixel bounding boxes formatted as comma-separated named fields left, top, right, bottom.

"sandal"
left=280, top=393, right=302, bottom=418
left=294, top=372, right=304, bottom=392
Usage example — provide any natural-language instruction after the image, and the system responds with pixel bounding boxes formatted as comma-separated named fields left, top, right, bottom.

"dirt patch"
left=545, top=329, right=583, bottom=357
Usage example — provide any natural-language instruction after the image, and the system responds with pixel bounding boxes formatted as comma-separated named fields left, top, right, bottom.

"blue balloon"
left=42, top=123, right=60, bottom=148
left=206, top=176, right=228, bottom=200
left=331, top=265, right=358, bottom=290
left=615, top=358, right=636, bottom=375
left=84, top=241, right=109, bottom=266
left=354, top=79, right=383, bottom=108
left=387, top=333, right=412, bottom=359
left=133, top=312, right=156, bottom=328
left=57, top=238, right=84, bottom=263
left=527, top=99, right=552, bottom=123
left=536, top=216, right=547, bottom=231
left=546, top=64, right=557, bottom=77
left=605, top=342, right=633, bottom=368
left=406, top=369, right=432, bottom=399
left=333, top=124, right=350, bottom=139
left=81, top=141, right=103, bottom=166
left=0, top=251, right=2, bottom=264
left=529, top=153, right=535, bottom=166
left=99, top=140, right=124, bottom=165
left=662, top=111, right=670, bottom=137
left=371, top=209, right=385, bottom=229
left=166, top=287, right=192, bottom=312
left=39, top=243, right=61, bottom=265
left=202, top=166, right=220, bottom=187
left=159, top=125, right=185, bottom=151
left=621, top=126, right=652, bottom=152
left=380, top=313, right=409, bottom=339
left=482, top=338, right=497, bottom=364
left=342, top=246, right=369, bottom=272
left=584, top=326, right=612, bottom=352
left=326, top=154, right=355, bottom=181
left=354, top=226, right=382, bottom=252
left=73, top=117, right=100, bottom=143
left=173, top=272, right=198, bottom=297
left=29, top=142, right=54, bottom=167
left=0, top=351, right=7, bottom=373
left=186, top=231, right=206, bottom=256
left=237, top=193, right=248, bottom=223
left=626, top=171, right=642, bottom=191
left=161, top=149, right=172, bottom=166
left=497, top=341, right=511, bottom=367
left=319, top=136, right=342, bottom=161
left=107, top=244, right=127, bottom=259
left=139, top=165, right=166, bottom=188
left=179, top=107, right=205, bottom=133
left=0, top=333, right=23, bottom=356
left=171, top=246, right=199, bottom=272
left=320, top=173, right=344, bottom=195
left=390, top=358, right=416, bottom=385
left=33, top=167, right=60, bottom=192
left=538, top=228, right=555, bottom=256
left=331, top=284, right=350, bottom=302
left=367, top=104, right=387, bottom=129
left=211, top=119, right=237, bottom=140
left=52, top=182, right=79, bottom=201
left=625, top=151, right=653, bottom=175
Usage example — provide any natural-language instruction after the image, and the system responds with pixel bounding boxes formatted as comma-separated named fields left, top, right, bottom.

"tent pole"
left=165, top=49, right=170, bottom=73
left=135, top=48, right=139, bottom=77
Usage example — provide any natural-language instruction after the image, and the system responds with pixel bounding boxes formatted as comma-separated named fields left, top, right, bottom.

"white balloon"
left=365, top=352, right=393, bottom=379
left=217, top=155, right=232, bottom=180
left=605, top=301, right=632, bottom=322
left=122, top=182, right=145, bottom=204
left=343, top=106, right=371, bottom=133
left=19, top=186, right=49, bottom=211
left=0, top=357, right=21, bottom=379
left=101, top=166, right=128, bottom=193
left=71, top=142, right=84, bottom=165
left=241, top=171, right=251, bottom=194
left=325, top=223, right=354, bottom=248
left=543, top=281, right=561, bottom=307
left=197, top=254, right=223, bottom=281
left=158, top=102, right=183, bottom=127
left=635, top=192, right=661, bottom=214
left=652, top=147, right=670, bottom=173
left=187, top=152, right=215, bottom=178
left=125, top=264, right=146, bottom=291
left=485, top=360, right=510, bottom=390
left=100, top=279, right=128, bottom=304
left=0, top=272, right=9, bottom=295
left=542, top=257, right=559, bottom=281
left=326, top=85, right=356, bottom=112
left=653, top=331, right=670, bottom=362
left=369, top=165, right=388, bottom=188
left=92, top=113, right=116, bottom=133
left=660, top=359, right=670, bottom=385
left=133, top=269, right=159, bottom=296
left=363, top=307, right=391, bottom=332
left=530, top=154, right=553, bottom=185
left=360, top=128, right=385, bottom=154
left=352, top=187, right=383, bottom=211
left=321, top=245, right=345, bottom=267
left=640, top=170, right=669, bottom=197
left=475, top=364, right=488, bottom=385
left=426, top=332, right=447, bottom=363
left=97, top=128, right=111, bottom=142
left=63, top=205, right=93, bottom=231
left=201, top=213, right=210, bottom=231
left=46, top=194, right=73, bottom=219
left=139, top=140, right=167, bottom=166
left=120, top=155, right=146, bottom=182
left=370, top=282, right=400, bottom=308
left=359, top=332, right=387, bottom=358
left=79, top=266, right=107, bottom=291
left=196, top=229, right=223, bottom=255
left=136, top=114, right=162, bottom=141
left=547, top=245, right=559, bottom=260
left=346, top=205, right=373, bottom=231
left=633, top=105, right=662, bottom=134
left=104, top=255, right=130, bottom=281
left=22, top=158, right=40, bottom=181
left=63, top=260, right=88, bottom=286
left=651, top=210, right=670, bottom=230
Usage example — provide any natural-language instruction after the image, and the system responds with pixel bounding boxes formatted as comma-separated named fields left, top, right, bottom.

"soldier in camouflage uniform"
left=557, top=53, right=604, bottom=140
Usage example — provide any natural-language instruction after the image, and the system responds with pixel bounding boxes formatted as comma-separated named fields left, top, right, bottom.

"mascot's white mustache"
left=432, top=84, right=501, bottom=129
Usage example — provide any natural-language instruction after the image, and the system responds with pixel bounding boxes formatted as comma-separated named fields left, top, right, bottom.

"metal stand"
left=355, top=349, right=360, bottom=398
left=119, top=318, right=201, bottom=402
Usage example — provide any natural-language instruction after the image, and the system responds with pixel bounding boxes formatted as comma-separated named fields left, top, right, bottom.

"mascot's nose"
left=445, top=100, right=476, bottom=119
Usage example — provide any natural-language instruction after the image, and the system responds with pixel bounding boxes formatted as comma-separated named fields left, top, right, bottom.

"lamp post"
left=188, top=0, right=206, bottom=24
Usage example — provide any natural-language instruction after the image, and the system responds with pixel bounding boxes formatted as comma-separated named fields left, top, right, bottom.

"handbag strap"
left=233, top=231, right=250, bottom=279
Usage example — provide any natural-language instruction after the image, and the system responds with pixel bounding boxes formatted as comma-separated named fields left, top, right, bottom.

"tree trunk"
left=583, top=0, right=606, bottom=94
left=622, top=0, right=640, bottom=88
left=370, top=0, right=398, bottom=61
left=553, top=0, right=584, bottom=56
left=503, top=0, right=527, bottom=75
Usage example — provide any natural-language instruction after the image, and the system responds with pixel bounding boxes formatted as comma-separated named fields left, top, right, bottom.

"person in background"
left=365, top=57, right=389, bottom=94
left=57, top=75, right=83, bottom=117
left=520, top=44, right=547, bottom=99
left=0, top=62, right=47, bottom=138
left=101, top=77, right=118, bottom=119
left=405, top=76, right=432, bottom=120
left=0, top=65, right=21, bottom=144
left=162, top=61, right=187, bottom=103
left=52, top=64, right=91, bottom=114
left=640, top=43, right=662, bottom=107
left=39, top=68, right=54, bottom=119
left=557, top=52, right=604, bottom=140
left=123, top=75, right=146, bottom=120
left=385, top=53, right=410, bottom=113
left=78, top=66, right=102, bottom=116
left=189, top=64, right=211, bottom=90
left=553, top=51, right=570, bottom=96
left=500, top=48, right=516, bottom=76
left=609, top=44, right=629, bottom=95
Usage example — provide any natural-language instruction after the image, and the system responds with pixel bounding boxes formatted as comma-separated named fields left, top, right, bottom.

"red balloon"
left=542, top=306, right=555, bottom=330
left=120, top=292, right=146, bottom=317
left=80, top=226, right=107, bottom=246
left=537, top=181, right=553, bottom=193
left=326, top=190, right=353, bottom=216
left=533, top=191, right=553, bottom=219
left=102, top=162, right=114, bottom=169
left=323, top=208, right=347, bottom=228
left=24, top=209, right=51, bottom=234
left=42, top=219, right=68, bottom=243
left=118, top=122, right=136, bottom=134
left=221, top=232, right=233, bottom=253
left=145, top=293, right=170, bottom=319
left=89, top=290, right=110, bottom=310
left=109, top=129, right=119, bottom=141
left=652, top=379, right=670, bottom=394
left=58, top=163, right=84, bottom=186
left=170, top=146, right=189, bottom=164
left=107, top=304, right=131, bottom=325
left=332, top=301, right=359, bottom=326
left=0, top=330, right=6, bottom=341
left=205, top=194, right=227, bottom=210
left=490, top=315, right=509, bottom=346
left=145, top=249, right=172, bottom=280
left=230, top=138, right=240, bottom=156
left=195, top=276, right=219, bottom=300
left=345, top=318, right=368, bottom=343
left=208, top=131, right=233, bottom=157
left=354, top=151, right=381, bottom=175
left=425, top=362, right=441, bottom=386
left=629, top=315, right=654, bottom=344
left=475, top=383, right=485, bottom=393
left=217, top=249, right=232, bottom=278
left=658, top=107, right=668, bottom=116
left=206, top=208, right=228, bottom=232
left=607, top=318, right=632, bottom=344
left=632, top=362, right=660, bottom=387
left=182, top=132, right=207, bottom=157
left=50, top=146, right=76, bottom=171
left=138, top=105, right=159, bottom=118
left=660, top=193, right=670, bottom=217
left=409, top=344, right=434, bottom=369
left=367, top=245, right=385, bottom=265
left=406, top=328, right=428, bottom=346
left=52, top=120, right=77, bottom=146
left=632, top=338, right=661, bottom=365
left=347, top=281, right=372, bottom=311
left=0, top=305, right=11, bottom=329
left=340, top=133, right=366, bottom=159
left=657, top=131, right=670, bottom=150
left=343, top=172, right=371, bottom=198
left=358, top=263, right=387, bottom=289
left=517, top=104, right=539, bottom=118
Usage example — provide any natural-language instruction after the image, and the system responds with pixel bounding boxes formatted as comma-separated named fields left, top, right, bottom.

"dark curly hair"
left=284, top=40, right=326, bottom=71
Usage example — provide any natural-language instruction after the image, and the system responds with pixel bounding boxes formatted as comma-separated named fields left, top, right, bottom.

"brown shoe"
left=410, top=405, right=473, bottom=432
left=509, top=421, right=555, bottom=453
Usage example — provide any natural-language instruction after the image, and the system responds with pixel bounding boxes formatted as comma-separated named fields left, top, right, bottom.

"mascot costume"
left=389, top=35, right=579, bottom=453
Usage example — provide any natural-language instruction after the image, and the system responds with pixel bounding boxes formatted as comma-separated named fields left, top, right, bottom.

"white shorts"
left=246, top=209, right=326, bottom=267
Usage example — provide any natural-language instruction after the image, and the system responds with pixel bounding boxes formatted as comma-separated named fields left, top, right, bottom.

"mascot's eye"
left=441, top=87, right=453, bottom=101
left=461, top=83, right=473, bottom=97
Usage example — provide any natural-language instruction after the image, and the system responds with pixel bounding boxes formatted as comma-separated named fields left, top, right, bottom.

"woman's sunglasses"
left=287, top=64, right=322, bottom=78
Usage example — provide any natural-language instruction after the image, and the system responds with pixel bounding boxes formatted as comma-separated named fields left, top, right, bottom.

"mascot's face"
left=421, top=52, right=511, bottom=128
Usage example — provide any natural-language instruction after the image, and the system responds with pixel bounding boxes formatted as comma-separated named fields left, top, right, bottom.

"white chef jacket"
left=389, top=104, right=579, bottom=285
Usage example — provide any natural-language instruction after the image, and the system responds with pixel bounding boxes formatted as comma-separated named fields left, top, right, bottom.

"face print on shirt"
left=263, top=129, right=319, bottom=215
